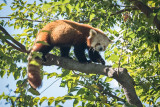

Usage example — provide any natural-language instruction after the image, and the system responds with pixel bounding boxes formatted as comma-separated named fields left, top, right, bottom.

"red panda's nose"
left=99, top=47, right=103, bottom=51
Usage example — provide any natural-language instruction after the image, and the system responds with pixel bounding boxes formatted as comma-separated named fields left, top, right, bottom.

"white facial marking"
left=89, top=30, right=112, bottom=52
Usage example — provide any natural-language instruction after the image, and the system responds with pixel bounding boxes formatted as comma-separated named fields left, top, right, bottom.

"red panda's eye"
left=97, top=43, right=100, bottom=45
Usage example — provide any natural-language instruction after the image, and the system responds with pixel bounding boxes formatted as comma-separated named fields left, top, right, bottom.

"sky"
left=0, top=0, right=119, bottom=107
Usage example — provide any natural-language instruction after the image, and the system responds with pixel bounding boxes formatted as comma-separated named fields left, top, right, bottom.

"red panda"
left=28, top=20, right=112, bottom=89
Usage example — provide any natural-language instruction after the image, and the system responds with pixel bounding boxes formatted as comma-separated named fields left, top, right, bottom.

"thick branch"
left=43, top=54, right=143, bottom=107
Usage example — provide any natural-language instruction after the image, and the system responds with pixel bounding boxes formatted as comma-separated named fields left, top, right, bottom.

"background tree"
left=0, top=0, right=160, bottom=107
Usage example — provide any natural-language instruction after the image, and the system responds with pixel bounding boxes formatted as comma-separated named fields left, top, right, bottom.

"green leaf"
left=157, top=10, right=160, bottom=20
left=0, top=3, right=6, bottom=10
left=47, top=72, right=58, bottom=79
left=158, top=44, right=160, bottom=52
left=30, top=60, right=40, bottom=66
left=48, top=97, right=54, bottom=106
left=33, top=97, right=40, bottom=103
left=66, top=4, right=72, bottom=16
left=28, top=88, right=40, bottom=95
left=90, top=13, right=95, bottom=21
left=73, top=99, right=79, bottom=107
left=60, top=81, right=67, bottom=87
left=10, top=15, right=16, bottom=20
left=36, top=41, right=50, bottom=46
left=40, top=96, right=47, bottom=105
left=31, top=51, right=43, bottom=59
left=113, top=47, right=118, bottom=54
left=75, top=3, right=80, bottom=12
left=108, top=54, right=119, bottom=62
left=61, top=70, right=70, bottom=77
left=42, top=3, right=52, bottom=11
left=99, top=75, right=104, bottom=79
left=77, top=88, right=85, bottom=95
left=11, top=7, right=17, bottom=11
left=67, top=81, right=72, bottom=93
left=14, top=87, right=20, bottom=93
left=24, top=28, right=34, bottom=33
left=105, top=77, right=113, bottom=82
left=0, top=69, right=6, bottom=78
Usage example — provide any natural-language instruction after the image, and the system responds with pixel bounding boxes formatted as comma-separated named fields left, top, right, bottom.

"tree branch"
left=110, top=7, right=138, bottom=16
left=0, top=25, right=29, bottom=53
left=0, top=17, right=44, bottom=22
left=4, top=39, right=26, bottom=53
left=43, top=54, right=143, bottom=107
left=129, top=0, right=160, bottom=31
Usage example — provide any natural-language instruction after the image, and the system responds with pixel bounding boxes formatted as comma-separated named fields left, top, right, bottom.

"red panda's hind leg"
left=31, top=43, right=53, bottom=61
left=74, top=44, right=90, bottom=63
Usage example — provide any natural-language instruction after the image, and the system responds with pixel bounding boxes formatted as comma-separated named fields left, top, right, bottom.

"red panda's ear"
left=87, top=37, right=91, bottom=47
left=87, top=29, right=96, bottom=47
left=89, top=29, right=97, bottom=37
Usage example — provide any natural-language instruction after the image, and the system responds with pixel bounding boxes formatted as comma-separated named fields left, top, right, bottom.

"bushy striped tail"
left=27, top=55, right=42, bottom=89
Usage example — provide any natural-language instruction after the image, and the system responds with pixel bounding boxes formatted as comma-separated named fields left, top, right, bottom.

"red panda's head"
left=87, top=29, right=113, bottom=51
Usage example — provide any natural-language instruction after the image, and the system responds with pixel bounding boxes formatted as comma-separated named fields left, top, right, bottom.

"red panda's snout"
left=94, top=44, right=105, bottom=51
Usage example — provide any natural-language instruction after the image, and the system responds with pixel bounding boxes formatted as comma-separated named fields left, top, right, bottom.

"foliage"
left=0, top=0, right=160, bottom=106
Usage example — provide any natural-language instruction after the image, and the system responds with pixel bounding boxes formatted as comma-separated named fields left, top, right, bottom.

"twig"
left=111, top=7, right=138, bottom=16
left=72, top=70, right=125, bottom=102
left=147, top=75, right=160, bottom=78
left=128, top=0, right=160, bottom=31
left=103, top=91, right=125, bottom=102
left=0, top=17, right=44, bottom=22
left=40, top=78, right=61, bottom=94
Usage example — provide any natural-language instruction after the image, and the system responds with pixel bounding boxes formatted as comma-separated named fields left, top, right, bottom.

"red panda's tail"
left=27, top=55, right=42, bottom=89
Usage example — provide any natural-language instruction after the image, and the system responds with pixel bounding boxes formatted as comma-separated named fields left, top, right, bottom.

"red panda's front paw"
left=86, top=60, right=92, bottom=63
left=62, top=56, right=73, bottom=60
left=98, top=59, right=105, bottom=65
left=78, top=60, right=91, bottom=64
left=101, top=60, right=105, bottom=65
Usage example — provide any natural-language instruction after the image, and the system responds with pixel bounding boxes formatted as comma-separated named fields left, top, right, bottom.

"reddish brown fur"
left=28, top=20, right=106, bottom=89
left=27, top=58, right=41, bottom=89
left=33, top=20, right=104, bottom=48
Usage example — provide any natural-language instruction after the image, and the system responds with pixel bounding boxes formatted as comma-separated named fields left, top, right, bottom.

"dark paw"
left=79, top=60, right=91, bottom=64
left=87, top=60, right=92, bottom=63
left=97, top=59, right=105, bottom=65
left=101, top=60, right=105, bottom=65
left=62, top=56, right=73, bottom=59
left=42, top=56, right=47, bottom=62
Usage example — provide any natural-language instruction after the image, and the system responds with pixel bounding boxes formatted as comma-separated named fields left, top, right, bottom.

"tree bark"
left=42, top=54, right=143, bottom=107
